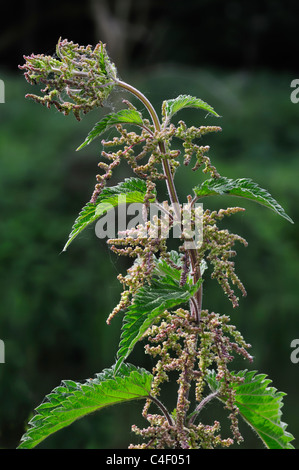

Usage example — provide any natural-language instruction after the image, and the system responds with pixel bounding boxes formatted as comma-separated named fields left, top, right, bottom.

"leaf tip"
left=76, top=142, right=85, bottom=151
left=288, top=216, right=295, bottom=224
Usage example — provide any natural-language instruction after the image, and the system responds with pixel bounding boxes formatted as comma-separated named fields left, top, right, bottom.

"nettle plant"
left=18, top=39, right=294, bottom=449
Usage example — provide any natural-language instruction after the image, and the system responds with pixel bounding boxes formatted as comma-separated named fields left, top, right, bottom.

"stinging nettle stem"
left=115, top=78, right=202, bottom=323
left=115, top=79, right=181, bottom=216
left=188, top=390, right=219, bottom=426
left=148, top=395, right=174, bottom=427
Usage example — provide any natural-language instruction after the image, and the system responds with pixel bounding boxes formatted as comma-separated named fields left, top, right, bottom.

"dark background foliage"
left=0, top=0, right=298, bottom=449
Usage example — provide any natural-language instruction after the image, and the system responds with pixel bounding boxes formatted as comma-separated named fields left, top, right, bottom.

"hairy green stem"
left=115, top=78, right=202, bottom=322
left=187, top=390, right=219, bottom=426
left=115, top=80, right=180, bottom=204
left=148, top=395, right=174, bottom=426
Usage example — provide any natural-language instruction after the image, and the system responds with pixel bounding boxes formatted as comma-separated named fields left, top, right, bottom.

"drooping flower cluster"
left=130, top=308, right=252, bottom=449
left=175, top=120, right=222, bottom=176
left=89, top=118, right=165, bottom=203
left=198, top=207, right=248, bottom=307
left=19, top=38, right=117, bottom=120
left=131, top=308, right=216, bottom=449
left=106, top=222, right=169, bottom=324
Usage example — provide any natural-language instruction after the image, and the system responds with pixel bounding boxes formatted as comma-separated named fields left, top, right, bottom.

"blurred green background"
left=0, top=0, right=299, bottom=449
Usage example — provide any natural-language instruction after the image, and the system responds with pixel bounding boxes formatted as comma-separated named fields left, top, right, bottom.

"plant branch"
left=148, top=394, right=174, bottom=426
left=115, top=78, right=202, bottom=322
left=187, top=390, right=219, bottom=426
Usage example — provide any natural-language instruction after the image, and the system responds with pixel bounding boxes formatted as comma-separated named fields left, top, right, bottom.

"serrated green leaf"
left=153, top=251, right=207, bottom=284
left=206, top=369, right=295, bottom=449
left=62, top=178, right=150, bottom=251
left=162, top=94, right=220, bottom=125
left=115, top=273, right=202, bottom=373
left=76, top=109, right=144, bottom=150
left=18, top=363, right=152, bottom=449
left=194, top=176, right=293, bottom=223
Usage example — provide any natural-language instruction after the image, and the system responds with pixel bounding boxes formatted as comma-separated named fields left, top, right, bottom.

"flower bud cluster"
left=102, top=122, right=176, bottom=182
left=130, top=416, right=177, bottom=449
left=90, top=153, right=122, bottom=203
left=130, top=308, right=252, bottom=448
left=106, top=224, right=169, bottom=324
left=197, top=207, right=248, bottom=307
left=175, top=121, right=221, bottom=176
left=19, top=38, right=117, bottom=120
